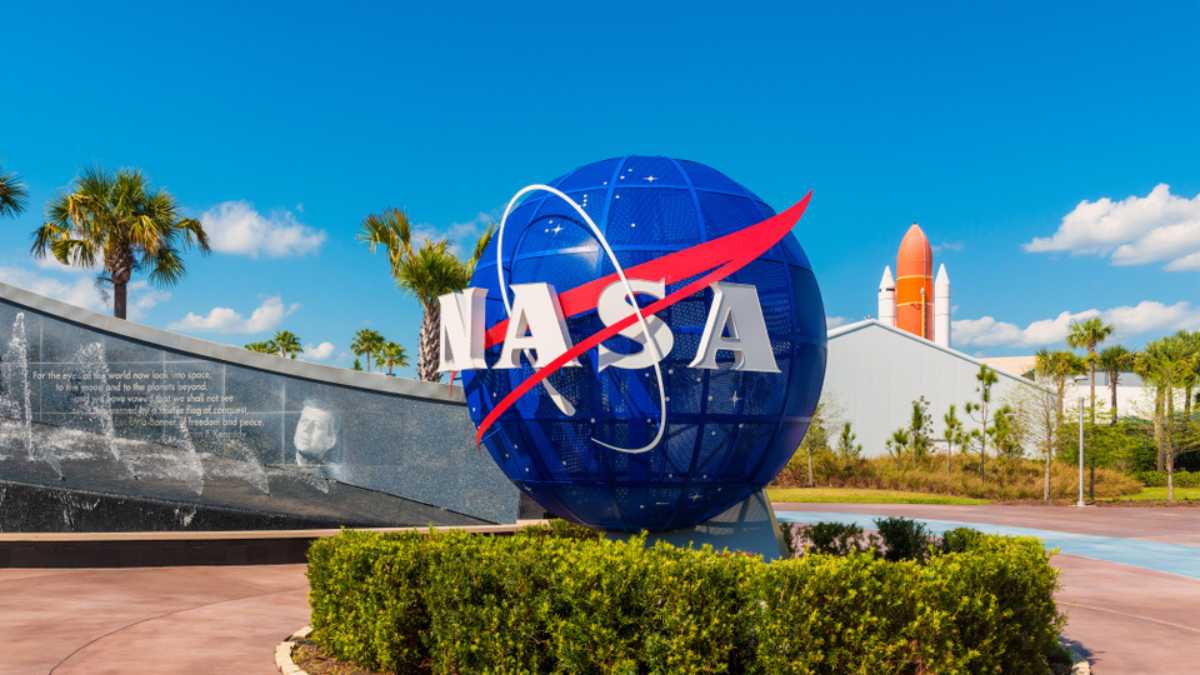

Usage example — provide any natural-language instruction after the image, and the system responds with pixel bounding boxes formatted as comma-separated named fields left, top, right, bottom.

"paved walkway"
left=0, top=565, right=309, bottom=674
left=2, top=504, right=1197, bottom=674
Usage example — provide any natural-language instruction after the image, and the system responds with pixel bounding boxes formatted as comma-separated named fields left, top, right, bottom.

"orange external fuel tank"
left=894, top=223, right=933, bottom=339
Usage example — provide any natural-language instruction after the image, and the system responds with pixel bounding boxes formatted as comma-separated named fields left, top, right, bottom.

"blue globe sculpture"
left=463, top=156, right=826, bottom=532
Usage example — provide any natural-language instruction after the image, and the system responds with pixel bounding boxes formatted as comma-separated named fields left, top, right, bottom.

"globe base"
left=604, top=490, right=785, bottom=560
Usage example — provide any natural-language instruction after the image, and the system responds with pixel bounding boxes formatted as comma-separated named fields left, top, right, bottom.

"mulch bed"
left=292, top=641, right=388, bottom=675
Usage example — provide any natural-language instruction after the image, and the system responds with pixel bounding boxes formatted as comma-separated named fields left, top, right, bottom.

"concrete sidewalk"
left=0, top=565, right=308, bottom=674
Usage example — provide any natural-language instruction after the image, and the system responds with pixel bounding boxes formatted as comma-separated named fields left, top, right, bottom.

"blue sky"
left=2, top=2, right=1198, bottom=374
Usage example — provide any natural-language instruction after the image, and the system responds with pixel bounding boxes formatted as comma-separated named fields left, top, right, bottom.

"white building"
left=981, top=356, right=1167, bottom=422
left=823, top=320, right=1047, bottom=457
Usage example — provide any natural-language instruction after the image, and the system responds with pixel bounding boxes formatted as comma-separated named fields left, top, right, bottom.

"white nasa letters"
left=437, top=287, right=488, bottom=372
left=437, top=280, right=777, bottom=371
left=494, top=283, right=581, bottom=369
left=596, top=279, right=674, bottom=372
left=687, top=282, right=781, bottom=373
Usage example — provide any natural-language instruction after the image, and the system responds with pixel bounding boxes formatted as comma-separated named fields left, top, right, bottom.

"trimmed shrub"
left=800, top=521, right=874, bottom=556
left=307, top=524, right=1064, bottom=673
left=875, top=516, right=932, bottom=562
left=940, top=526, right=987, bottom=554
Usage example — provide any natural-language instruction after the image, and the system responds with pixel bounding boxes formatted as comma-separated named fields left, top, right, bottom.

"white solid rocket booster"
left=934, top=264, right=950, bottom=348
left=877, top=266, right=895, bottom=326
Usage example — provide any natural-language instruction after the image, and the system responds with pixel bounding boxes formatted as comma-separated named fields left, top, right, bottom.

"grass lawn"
left=1103, top=486, right=1200, bottom=502
left=767, top=487, right=990, bottom=505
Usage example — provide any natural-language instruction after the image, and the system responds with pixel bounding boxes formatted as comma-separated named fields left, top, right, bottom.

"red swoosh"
left=475, top=192, right=812, bottom=445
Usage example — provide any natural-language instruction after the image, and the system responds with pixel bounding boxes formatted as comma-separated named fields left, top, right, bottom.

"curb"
left=272, top=624, right=1092, bottom=674
left=275, top=626, right=312, bottom=675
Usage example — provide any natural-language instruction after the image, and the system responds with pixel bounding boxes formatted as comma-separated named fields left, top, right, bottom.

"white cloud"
left=1024, top=184, right=1200, bottom=271
left=414, top=211, right=495, bottom=256
left=932, top=241, right=964, bottom=253
left=0, top=267, right=167, bottom=320
left=200, top=201, right=326, bottom=258
left=954, top=300, right=1200, bottom=349
left=168, top=296, right=299, bottom=334
left=826, top=316, right=848, bottom=329
left=301, top=341, right=335, bottom=362
left=34, top=254, right=99, bottom=274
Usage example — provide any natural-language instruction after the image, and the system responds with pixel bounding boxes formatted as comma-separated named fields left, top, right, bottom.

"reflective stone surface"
left=0, top=291, right=518, bottom=531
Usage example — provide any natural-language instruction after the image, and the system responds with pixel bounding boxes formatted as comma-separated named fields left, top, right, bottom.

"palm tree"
left=351, top=328, right=385, bottom=372
left=0, top=166, right=28, bottom=218
left=1066, top=318, right=1114, bottom=426
left=379, top=341, right=409, bottom=375
left=32, top=168, right=210, bottom=319
left=244, top=340, right=277, bottom=354
left=358, top=208, right=493, bottom=382
left=1097, top=345, right=1134, bottom=424
left=1035, top=349, right=1086, bottom=426
left=1136, top=337, right=1196, bottom=502
left=272, top=330, right=303, bottom=359
left=1176, top=331, right=1200, bottom=419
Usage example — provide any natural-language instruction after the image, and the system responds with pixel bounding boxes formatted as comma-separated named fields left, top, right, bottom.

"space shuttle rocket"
left=877, top=223, right=951, bottom=348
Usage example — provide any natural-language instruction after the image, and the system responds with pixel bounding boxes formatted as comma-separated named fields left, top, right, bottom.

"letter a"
left=495, top=283, right=581, bottom=369
left=687, top=282, right=781, bottom=373
left=437, top=288, right=488, bottom=372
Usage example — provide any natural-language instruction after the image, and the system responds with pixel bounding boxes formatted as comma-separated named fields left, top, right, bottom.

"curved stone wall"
left=0, top=282, right=517, bottom=531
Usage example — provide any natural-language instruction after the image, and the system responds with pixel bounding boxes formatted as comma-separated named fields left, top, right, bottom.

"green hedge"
left=1135, top=469, right=1200, bottom=488
left=308, top=527, right=1063, bottom=674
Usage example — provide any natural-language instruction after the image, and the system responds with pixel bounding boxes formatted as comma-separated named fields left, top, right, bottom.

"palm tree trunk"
left=1154, top=387, right=1165, bottom=471
left=1167, top=386, right=1175, bottom=503
left=113, top=281, right=128, bottom=320
left=1110, top=377, right=1119, bottom=425
left=806, top=446, right=814, bottom=487
left=417, top=300, right=442, bottom=382
left=1089, top=358, right=1097, bottom=425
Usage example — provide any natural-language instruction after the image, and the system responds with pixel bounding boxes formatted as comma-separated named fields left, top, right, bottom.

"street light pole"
left=1076, top=396, right=1086, bottom=508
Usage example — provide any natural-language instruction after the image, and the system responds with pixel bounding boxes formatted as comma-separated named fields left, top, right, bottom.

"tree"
left=359, top=207, right=493, bottom=382
left=1137, top=336, right=1199, bottom=502
left=942, top=404, right=965, bottom=476
left=1177, top=331, right=1200, bottom=419
left=885, top=429, right=910, bottom=459
left=244, top=340, right=277, bottom=354
left=836, top=422, right=863, bottom=463
left=797, top=402, right=831, bottom=487
left=1067, top=317, right=1114, bottom=427
left=351, top=328, right=385, bottom=372
left=272, top=330, right=302, bottom=359
left=352, top=357, right=363, bottom=371
left=33, top=168, right=210, bottom=319
left=0, top=166, right=28, bottom=218
left=1097, top=345, right=1134, bottom=424
left=990, top=404, right=1025, bottom=460
left=908, top=396, right=934, bottom=461
left=1015, top=385, right=1059, bottom=502
left=1035, top=349, right=1085, bottom=426
left=379, top=341, right=409, bottom=375
left=964, top=365, right=999, bottom=477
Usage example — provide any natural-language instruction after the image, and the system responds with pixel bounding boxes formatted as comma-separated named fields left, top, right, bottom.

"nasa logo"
left=451, top=157, right=827, bottom=532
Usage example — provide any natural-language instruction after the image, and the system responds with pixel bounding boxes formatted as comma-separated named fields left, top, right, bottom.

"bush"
left=875, top=516, right=932, bottom=562
left=1135, top=469, right=1200, bottom=488
left=308, top=524, right=1064, bottom=673
left=800, top=521, right=874, bottom=556
left=773, top=455, right=1144, bottom=500
left=940, top=526, right=987, bottom=554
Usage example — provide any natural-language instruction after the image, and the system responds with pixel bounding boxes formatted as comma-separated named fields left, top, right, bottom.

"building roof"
left=828, top=319, right=1047, bottom=392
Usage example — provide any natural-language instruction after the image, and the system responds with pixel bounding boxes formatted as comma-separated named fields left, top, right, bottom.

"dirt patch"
left=293, top=641, right=391, bottom=675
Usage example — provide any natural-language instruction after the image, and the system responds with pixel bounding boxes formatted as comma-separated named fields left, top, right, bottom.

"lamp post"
left=1075, top=395, right=1086, bottom=508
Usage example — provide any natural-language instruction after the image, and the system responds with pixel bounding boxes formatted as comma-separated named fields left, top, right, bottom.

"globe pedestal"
left=608, top=490, right=786, bottom=560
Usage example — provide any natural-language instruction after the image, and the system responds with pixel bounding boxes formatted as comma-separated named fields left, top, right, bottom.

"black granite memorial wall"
left=0, top=282, right=518, bottom=532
